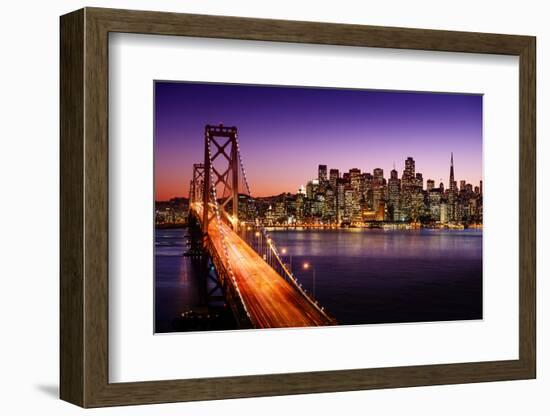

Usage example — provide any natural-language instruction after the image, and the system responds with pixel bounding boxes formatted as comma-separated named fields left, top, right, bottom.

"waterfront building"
left=284, top=194, right=296, bottom=219
left=375, top=200, right=385, bottom=221
left=440, top=202, right=448, bottom=223
left=306, top=179, right=319, bottom=200
left=362, top=209, right=377, bottom=222
left=265, top=204, right=275, bottom=225
left=329, top=168, right=340, bottom=220
left=349, top=168, right=363, bottom=222
left=447, top=153, right=458, bottom=222
left=312, top=193, right=325, bottom=217
left=449, top=153, right=455, bottom=190
left=400, top=156, right=417, bottom=221
left=238, top=194, right=253, bottom=220
left=295, top=193, right=305, bottom=222
left=363, top=172, right=373, bottom=210
left=372, top=168, right=385, bottom=218
left=409, top=190, right=425, bottom=222
left=387, top=169, right=401, bottom=221
left=274, top=199, right=287, bottom=222
left=325, top=187, right=336, bottom=221
left=469, top=198, right=480, bottom=222
left=343, top=185, right=354, bottom=222
left=428, top=189, right=442, bottom=221
left=336, top=177, right=347, bottom=222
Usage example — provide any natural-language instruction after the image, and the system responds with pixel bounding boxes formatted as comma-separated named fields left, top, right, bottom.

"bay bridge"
left=187, top=124, right=336, bottom=329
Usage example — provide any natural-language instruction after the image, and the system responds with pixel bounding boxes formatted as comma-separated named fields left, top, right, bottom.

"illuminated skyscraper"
left=372, top=168, right=385, bottom=219
left=343, top=185, right=354, bottom=222
left=295, top=193, right=305, bottom=221
left=401, top=157, right=416, bottom=221
left=349, top=168, right=363, bottom=222
left=387, top=169, right=401, bottom=221
left=313, top=193, right=324, bottom=218
left=306, top=179, right=319, bottom=200
left=415, top=172, right=423, bottom=189
left=325, top=187, right=336, bottom=221
left=363, top=172, right=373, bottom=210
left=329, top=168, right=339, bottom=190
left=449, top=152, right=455, bottom=190
left=448, top=153, right=458, bottom=222
left=318, top=164, right=328, bottom=184
left=428, top=188, right=442, bottom=220
left=306, top=180, right=314, bottom=200
left=336, top=177, right=347, bottom=222
left=404, top=157, right=415, bottom=181
left=440, top=202, right=448, bottom=223
left=427, top=179, right=435, bottom=191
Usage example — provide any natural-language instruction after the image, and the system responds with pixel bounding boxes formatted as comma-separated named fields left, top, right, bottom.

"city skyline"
left=157, top=151, right=483, bottom=227
left=155, top=82, right=482, bottom=201
left=156, top=154, right=480, bottom=201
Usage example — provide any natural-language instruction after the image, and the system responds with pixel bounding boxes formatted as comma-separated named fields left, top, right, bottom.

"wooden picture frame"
left=60, top=7, right=536, bottom=408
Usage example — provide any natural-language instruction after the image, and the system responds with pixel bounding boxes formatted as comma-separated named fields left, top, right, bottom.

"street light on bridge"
left=254, top=231, right=262, bottom=254
left=281, top=248, right=292, bottom=273
left=303, top=262, right=316, bottom=299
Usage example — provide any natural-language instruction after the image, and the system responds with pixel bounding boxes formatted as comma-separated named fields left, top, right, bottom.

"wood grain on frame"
left=60, top=8, right=84, bottom=406
left=60, top=7, right=536, bottom=407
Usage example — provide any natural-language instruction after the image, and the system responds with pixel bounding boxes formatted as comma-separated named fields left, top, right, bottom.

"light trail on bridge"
left=193, top=203, right=335, bottom=329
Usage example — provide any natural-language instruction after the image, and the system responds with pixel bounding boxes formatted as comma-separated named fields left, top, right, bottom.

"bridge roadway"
left=192, top=203, right=335, bottom=328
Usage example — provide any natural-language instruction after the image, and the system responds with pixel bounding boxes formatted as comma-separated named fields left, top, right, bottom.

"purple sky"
left=155, top=81, right=482, bottom=200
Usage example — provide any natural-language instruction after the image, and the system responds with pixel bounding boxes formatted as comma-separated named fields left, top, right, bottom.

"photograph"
left=154, top=81, right=483, bottom=333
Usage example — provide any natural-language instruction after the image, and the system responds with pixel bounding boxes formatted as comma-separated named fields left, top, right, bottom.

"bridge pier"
left=186, top=214, right=216, bottom=307
left=185, top=213, right=204, bottom=257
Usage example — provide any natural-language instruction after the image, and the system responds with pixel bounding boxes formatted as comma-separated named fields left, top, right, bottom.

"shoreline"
left=155, top=223, right=482, bottom=231
left=155, top=223, right=187, bottom=229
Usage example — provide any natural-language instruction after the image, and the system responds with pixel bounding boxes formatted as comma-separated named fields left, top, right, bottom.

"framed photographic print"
left=60, top=7, right=536, bottom=407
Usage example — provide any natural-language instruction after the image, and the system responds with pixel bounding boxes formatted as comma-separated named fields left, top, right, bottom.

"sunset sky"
left=155, top=81, right=482, bottom=201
